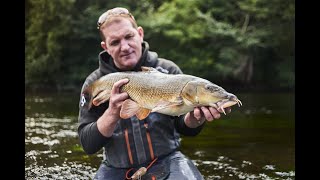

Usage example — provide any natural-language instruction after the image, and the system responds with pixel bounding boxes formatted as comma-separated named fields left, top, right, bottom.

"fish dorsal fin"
left=141, top=66, right=157, bottom=72
left=92, top=89, right=111, bottom=106
left=120, top=99, right=151, bottom=120
left=151, top=97, right=184, bottom=112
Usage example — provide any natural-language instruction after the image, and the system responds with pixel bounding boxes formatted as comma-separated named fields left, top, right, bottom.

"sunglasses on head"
left=97, top=7, right=135, bottom=29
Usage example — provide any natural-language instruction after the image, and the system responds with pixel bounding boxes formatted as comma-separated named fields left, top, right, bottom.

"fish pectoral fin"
left=151, top=98, right=184, bottom=112
left=92, top=89, right=111, bottom=106
left=120, top=99, right=140, bottom=119
left=136, top=108, right=151, bottom=120
left=120, top=99, right=151, bottom=120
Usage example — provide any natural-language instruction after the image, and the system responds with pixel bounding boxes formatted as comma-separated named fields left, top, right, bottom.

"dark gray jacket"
left=78, top=41, right=204, bottom=168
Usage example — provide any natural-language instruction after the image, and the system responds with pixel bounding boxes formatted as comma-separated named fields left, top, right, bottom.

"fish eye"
left=205, top=84, right=221, bottom=92
left=205, top=85, right=214, bottom=91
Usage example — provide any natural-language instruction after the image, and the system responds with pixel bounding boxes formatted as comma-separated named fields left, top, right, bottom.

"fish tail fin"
left=83, top=84, right=94, bottom=110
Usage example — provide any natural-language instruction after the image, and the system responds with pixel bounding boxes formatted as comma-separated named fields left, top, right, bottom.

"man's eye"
left=125, top=35, right=133, bottom=39
left=110, top=41, right=119, bottom=46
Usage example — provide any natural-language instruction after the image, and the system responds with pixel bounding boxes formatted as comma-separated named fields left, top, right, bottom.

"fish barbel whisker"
left=209, top=101, right=226, bottom=115
left=220, top=107, right=226, bottom=115
left=210, top=98, right=241, bottom=115
left=237, top=99, right=243, bottom=107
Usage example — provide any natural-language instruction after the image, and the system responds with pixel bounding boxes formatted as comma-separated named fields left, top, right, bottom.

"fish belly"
left=155, top=104, right=195, bottom=117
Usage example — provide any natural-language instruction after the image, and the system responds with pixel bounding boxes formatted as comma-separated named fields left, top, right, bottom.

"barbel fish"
left=84, top=66, right=242, bottom=120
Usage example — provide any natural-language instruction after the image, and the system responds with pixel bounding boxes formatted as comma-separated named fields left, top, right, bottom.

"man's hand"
left=97, top=79, right=129, bottom=137
left=107, top=79, right=130, bottom=118
left=184, top=106, right=231, bottom=128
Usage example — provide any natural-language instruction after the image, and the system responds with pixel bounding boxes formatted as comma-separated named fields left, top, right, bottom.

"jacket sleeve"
left=174, top=115, right=205, bottom=136
left=78, top=121, right=110, bottom=154
left=77, top=78, right=111, bottom=154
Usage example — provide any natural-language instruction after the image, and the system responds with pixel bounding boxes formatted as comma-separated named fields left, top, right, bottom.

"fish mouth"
left=209, top=97, right=242, bottom=115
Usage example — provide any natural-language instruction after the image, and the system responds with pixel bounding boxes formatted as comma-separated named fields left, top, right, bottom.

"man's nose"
left=120, top=40, right=130, bottom=51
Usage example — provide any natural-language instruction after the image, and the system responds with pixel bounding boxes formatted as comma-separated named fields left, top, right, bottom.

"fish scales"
left=103, top=71, right=193, bottom=109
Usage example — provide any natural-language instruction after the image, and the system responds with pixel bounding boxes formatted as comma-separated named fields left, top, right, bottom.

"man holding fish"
left=78, top=7, right=235, bottom=180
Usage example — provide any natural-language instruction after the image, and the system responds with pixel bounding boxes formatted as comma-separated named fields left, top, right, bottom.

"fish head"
left=182, top=79, right=242, bottom=114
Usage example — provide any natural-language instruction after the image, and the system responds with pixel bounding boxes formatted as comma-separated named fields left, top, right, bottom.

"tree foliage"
left=25, top=0, right=294, bottom=92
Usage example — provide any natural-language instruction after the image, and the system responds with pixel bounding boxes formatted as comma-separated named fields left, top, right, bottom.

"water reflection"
left=25, top=115, right=99, bottom=179
left=25, top=93, right=295, bottom=179
left=193, top=156, right=295, bottom=180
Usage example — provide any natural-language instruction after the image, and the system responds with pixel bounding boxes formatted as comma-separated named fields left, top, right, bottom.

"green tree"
left=139, top=0, right=294, bottom=90
left=26, top=0, right=75, bottom=91
left=26, top=0, right=294, bottom=92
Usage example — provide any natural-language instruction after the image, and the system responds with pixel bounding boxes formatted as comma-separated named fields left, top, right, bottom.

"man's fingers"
left=116, top=92, right=129, bottom=102
left=193, top=107, right=201, bottom=120
left=200, top=107, right=214, bottom=121
left=208, top=107, right=221, bottom=119
left=112, top=78, right=129, bottom=94
left=109, top=79, right=130, bottom=109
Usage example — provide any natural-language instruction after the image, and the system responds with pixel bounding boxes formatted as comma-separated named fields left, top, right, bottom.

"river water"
left=25, top=92, right=295, bottom=179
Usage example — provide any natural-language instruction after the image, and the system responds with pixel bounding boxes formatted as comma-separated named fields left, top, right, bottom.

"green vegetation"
left=26, top=0, right=294, bottom=93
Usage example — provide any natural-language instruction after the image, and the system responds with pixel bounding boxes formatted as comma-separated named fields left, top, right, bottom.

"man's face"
left=101, top=18, right=144, bottom=70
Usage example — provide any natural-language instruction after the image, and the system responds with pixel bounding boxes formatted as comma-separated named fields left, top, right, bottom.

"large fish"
left=84, top=66, right=242, bottom=120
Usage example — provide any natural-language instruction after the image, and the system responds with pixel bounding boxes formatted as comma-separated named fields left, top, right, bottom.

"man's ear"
left=137, top=26, right=144, bottom=41
left=101, top=41, right=107, bottom=51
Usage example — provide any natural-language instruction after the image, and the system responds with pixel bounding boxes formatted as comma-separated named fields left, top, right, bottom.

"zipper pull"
left=131, top=167, right=147, bottom=180
left=144, top=123, right=149, bottom=132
